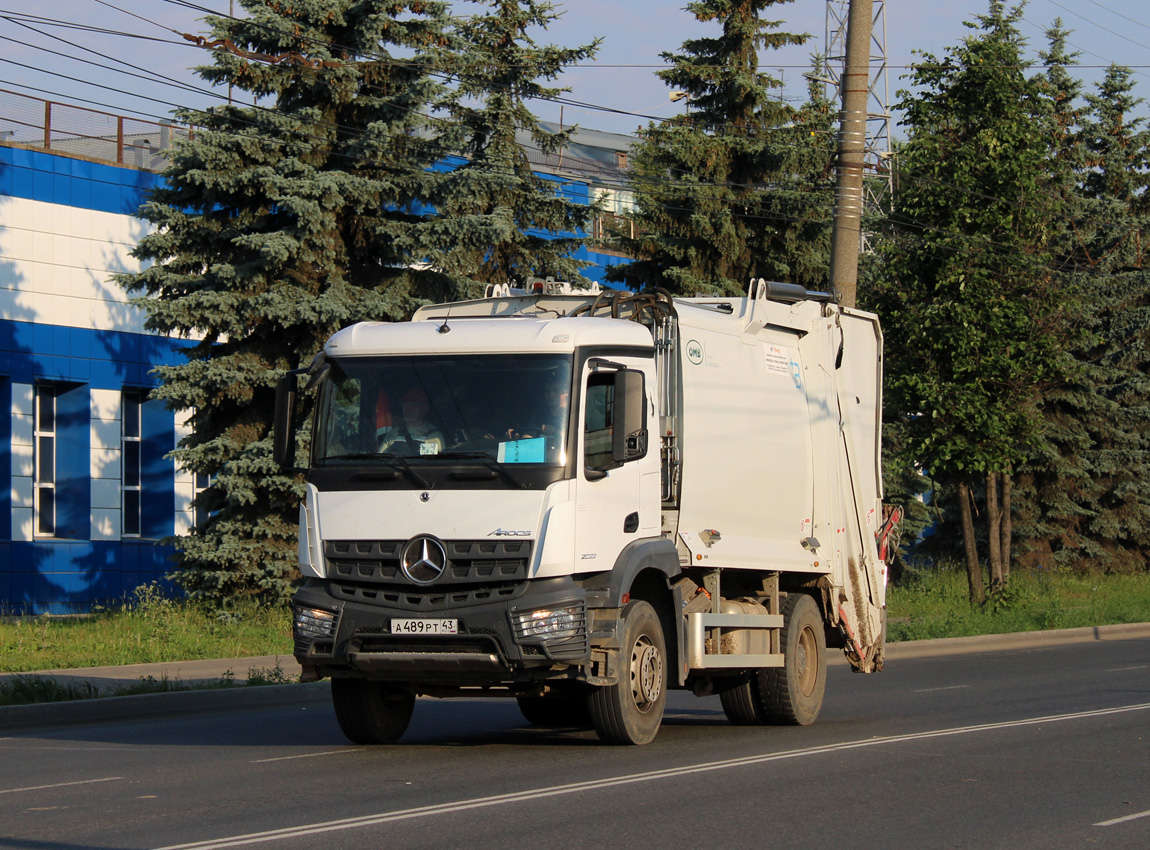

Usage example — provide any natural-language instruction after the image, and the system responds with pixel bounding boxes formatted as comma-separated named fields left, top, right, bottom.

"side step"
left=686, top=612, right=785, bottom=670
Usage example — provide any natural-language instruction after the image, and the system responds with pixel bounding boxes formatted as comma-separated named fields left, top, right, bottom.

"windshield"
left=313, top=354, right=572, bottom=467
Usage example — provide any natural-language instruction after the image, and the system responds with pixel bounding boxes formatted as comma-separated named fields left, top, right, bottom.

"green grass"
left=0, top=583, right=293, bottom=673
left=887, top=565, right=1150, bottom=642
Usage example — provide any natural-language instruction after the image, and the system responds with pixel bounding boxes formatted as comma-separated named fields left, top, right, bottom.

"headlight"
left=293, top=605, right=338, bottom=640
left=512, top=605, right=585, bottom=641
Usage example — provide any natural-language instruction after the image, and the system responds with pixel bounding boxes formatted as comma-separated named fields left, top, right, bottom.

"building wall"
left=1, top=145, right=191, bottom=613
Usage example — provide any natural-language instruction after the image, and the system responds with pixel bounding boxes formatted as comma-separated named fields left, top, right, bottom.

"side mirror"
left=272, top=373, right=298, bottom=469
left=612, top=369, right=648, bottom=463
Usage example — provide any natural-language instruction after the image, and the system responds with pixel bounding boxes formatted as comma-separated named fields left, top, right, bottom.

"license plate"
left=391, top=618, right=458, bottom=635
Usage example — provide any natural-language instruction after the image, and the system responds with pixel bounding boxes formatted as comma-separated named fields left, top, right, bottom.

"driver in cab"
left=377, top=388, right=444, bottom=455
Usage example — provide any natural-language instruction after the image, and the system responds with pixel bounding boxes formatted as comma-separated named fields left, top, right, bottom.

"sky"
left=1, top=0, right=1149, bottom=139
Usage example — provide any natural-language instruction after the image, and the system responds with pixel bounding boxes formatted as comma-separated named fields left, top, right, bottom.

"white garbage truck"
left=274, top=280, right=893, bottom=745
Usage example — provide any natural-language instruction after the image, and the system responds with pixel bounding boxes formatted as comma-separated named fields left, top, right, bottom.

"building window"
left=34, top=386, right=57, bottom=536
left=194, top=471, right=213, bottom=530
left=122, top=390, right=143, bottom=537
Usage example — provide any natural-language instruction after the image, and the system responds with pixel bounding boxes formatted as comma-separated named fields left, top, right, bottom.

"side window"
left=34, top=385, right=57, bottom=536
left=584, top=372, right=616, bottom=471
left=122, top=390, right=143, bottom=537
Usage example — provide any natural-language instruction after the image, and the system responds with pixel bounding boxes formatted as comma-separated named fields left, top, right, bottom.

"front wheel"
left=589, top=600, right=667, bottom=745
left=331, top=678, right=415, bottom=744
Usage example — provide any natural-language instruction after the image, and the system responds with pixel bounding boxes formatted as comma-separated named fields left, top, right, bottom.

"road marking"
left=1106, top=665, right=1148, bottom=672
left=155, top=702, right=1150, bottom=850
left=253, top=750, right=358, bottom=764
left=914, top=685, right=970, bottom=693
left=1096, top=808, right=1150, bottom=827
left=0, top=777, right=124, bottom=795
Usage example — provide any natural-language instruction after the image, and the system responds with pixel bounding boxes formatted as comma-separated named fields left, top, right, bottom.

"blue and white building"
left=1, top=91, right=634, bottom=613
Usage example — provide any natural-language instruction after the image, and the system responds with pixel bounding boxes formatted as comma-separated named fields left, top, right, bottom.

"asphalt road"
left=2, top=637, right=1148, bottom=850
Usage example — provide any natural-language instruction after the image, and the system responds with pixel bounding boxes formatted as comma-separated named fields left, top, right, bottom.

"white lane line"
left=1106, top=665, right=1149, bottom=672
left=914, top=685, right=970, bottom=693
left=0, top=777, right=124, bottom=795
left=1096, top=808, right=1150, bottom=827
left=154, top=702, right=1150, bottom=850
left=253, top=750, right=358, bottom=764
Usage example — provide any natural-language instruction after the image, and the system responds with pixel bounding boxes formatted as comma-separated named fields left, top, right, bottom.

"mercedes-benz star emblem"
left=400, top=536, right=448, bottom=585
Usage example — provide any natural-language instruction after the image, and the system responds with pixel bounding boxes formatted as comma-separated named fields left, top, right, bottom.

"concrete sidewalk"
left=2, top=623, right=1148, bottom=733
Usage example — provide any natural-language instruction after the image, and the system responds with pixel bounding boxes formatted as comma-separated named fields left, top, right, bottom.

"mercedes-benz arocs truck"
left=274, top=280, right=892, bottom=745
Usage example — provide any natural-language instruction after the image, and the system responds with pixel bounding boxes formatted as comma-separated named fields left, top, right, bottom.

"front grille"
left=331, top=580, right=529, bottom=612
left=326, top=539, right=532, bottom=587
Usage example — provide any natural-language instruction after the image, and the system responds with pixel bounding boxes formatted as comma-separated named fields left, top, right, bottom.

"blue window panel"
left=70, top=178, right=92, bottom=209
left=12, top=147, right=35, bottom=169
left=120, top=540, right=141, bottom=571
left=52, top=156, right=72, bottom=175
left=69, top=327, right=91, bottom=360
left=141, top=398, right=176, bottom=539
left=32, top=167, right=53, bottom=201
left=89, top=357, right=124, bottom=390
left=0, top=557, right=10, bottom=603
left=52, top=174, right=71, bottom=206
left=0, top=320, right=14, bottom=351
left=9, top=569, right=32, bottom=609
left=54, top=383, right=91, bottom=541
left=69, top=158, right=92, bottom=180
left=11, top=166, right=33, bottom=198
left=0, top=165, right=12, bottom=196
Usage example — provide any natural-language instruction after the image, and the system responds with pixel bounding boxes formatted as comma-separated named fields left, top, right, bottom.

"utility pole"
left=828, top=0, right=873, bottom=309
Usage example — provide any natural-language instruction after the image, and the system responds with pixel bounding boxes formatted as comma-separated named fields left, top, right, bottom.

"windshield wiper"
left=323, top=452, right=431, bottom=488
left=377, top=452, right=431, bottom=488
left=436, top=451, right=527, bottom=489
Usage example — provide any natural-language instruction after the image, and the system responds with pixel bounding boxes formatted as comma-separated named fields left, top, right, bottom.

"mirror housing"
left=272, top=372, right=299, bottom=469
left=612, top=369, right=648, bottom=463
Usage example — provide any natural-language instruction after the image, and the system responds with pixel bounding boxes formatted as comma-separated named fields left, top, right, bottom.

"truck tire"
left=588, top=600, right=666, bottom=745
left=331, top=678, right=415, bottom=744
left=516, top=695, right=592, bottom=728
left=764, top=593, right=826, bottom=725
left=718, top=593, right=826, bottom=727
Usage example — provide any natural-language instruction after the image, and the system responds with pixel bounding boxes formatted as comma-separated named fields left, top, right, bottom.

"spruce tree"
left=869, top=2, right=1072, bottom=602
left=1067, top=65, right=1150, bottom=571
left=406, top=0, right=601, bottom=288
left=117, top=0, right=453, bottom=605
left=606, top=0, right=831, bottom=295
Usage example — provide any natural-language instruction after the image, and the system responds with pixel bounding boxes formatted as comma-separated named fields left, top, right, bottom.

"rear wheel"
left=331, top=678, right=415, bottom=744
left=589, top=600, right=667, bottom=745
left=718, top=593, right=826, bottom=727
left=764, top=593, right=826, bottom=725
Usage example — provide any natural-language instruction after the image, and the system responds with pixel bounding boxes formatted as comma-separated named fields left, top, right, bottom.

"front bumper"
left=292, top=576, right=591, bottom=685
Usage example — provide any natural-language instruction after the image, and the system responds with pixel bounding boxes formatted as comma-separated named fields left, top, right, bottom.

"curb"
left=882, top=621, right=1150, bottom=660
left=0, top=681, right=331, bottom=733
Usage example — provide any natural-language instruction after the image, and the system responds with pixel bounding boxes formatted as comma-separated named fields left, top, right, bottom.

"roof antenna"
left=438, top=303, right=452, bottom=334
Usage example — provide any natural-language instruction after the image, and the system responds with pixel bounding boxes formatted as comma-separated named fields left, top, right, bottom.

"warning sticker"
left=764, top=344, right=791, bottom=376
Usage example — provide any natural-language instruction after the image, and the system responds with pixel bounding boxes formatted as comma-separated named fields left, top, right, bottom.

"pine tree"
left=606, top=0, right=832, bottom=295
left=117, top=0, right=454, bottom=605
left=405, top=0, right=601, bottom=289
left=1066, top=65, right=1150, bottom=570
left=869, top=2, right=1072, bottom=602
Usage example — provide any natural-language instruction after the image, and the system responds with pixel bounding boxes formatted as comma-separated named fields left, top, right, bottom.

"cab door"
left=572, top=358, right=660, bottom=572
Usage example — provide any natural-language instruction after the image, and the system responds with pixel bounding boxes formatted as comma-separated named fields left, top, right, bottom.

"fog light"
left=294, top=605, right=337, bottom=640
left=513, top=605, right=585, bottom=641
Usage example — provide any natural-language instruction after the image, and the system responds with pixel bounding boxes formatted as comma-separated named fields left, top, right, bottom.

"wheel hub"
left=631, top=636, right=663, bottom=711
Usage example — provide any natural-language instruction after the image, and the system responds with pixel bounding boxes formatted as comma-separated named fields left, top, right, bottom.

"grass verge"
left=0, top=584, right=293, bottom=673
left=887, top=565, right=1150, bottom=642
